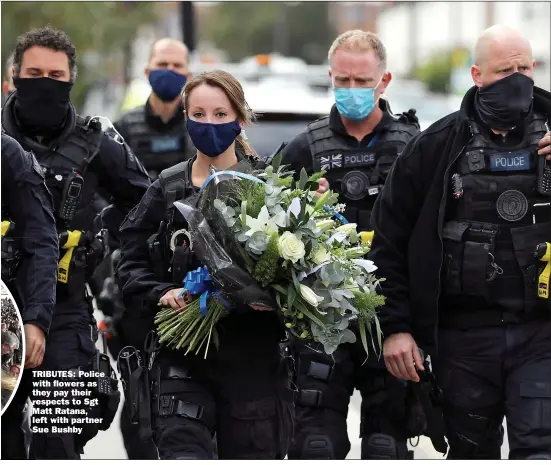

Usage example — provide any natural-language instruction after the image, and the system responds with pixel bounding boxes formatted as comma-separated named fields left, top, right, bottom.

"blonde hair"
left=182, top=70, right=257, bottom=158
left=328, top=30, right=387, bottom=69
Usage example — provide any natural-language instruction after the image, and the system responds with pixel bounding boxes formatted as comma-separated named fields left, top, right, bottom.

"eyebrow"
left=26, top=67, right=66, bottom=74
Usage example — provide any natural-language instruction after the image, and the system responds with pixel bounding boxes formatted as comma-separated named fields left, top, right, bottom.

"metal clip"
left=486, top=253, right=503, bottom=282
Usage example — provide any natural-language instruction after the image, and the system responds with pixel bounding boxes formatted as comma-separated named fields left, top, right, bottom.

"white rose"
left=336, top=223, right=358, bottom=237
left=311, top=245, right=330, bottom=265
left=299, top=284, right=323, bottom=307
left=278, top=231, right=306, bottom=263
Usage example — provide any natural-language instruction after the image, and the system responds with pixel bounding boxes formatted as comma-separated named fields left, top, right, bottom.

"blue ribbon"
left=322, top=205, right=349, bottom=225
left=178, top=266, right=231, bottom=317
left=201, top=170, right=265, bottom=190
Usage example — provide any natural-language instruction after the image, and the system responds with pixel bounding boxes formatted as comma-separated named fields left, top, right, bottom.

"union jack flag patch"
left=320, top=153, right=342, bottom=171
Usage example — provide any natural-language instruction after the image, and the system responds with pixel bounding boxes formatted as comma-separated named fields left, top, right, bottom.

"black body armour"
left=441, top=112, right=550, bottom=316
left=119, top=107, right=194, bottom=180
left=307, top=115, right=419, bottom=230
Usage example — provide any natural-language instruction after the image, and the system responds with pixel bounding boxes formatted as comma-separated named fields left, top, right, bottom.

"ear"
left=11, top=66, right=14, bottom=78
left=145, top=67, right=151, bottom=80
left=239, top=120, right=245, bottom=128
left=328, top=68, right=333, bottom=80
left=471, top=64, right=483, bottom=88
left=380, top=71, right=392, bottom=93
left=532, top=59, right=537, bottom=70
left=2, top=82, right=8, bottom=96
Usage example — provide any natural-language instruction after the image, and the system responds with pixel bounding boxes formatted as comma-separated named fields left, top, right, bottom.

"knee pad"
left=295, top=434, right=336, bottom=460
left=361, top=433, right=412, bottom=460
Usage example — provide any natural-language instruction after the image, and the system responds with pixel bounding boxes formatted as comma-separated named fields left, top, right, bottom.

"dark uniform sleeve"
left=116, top=181, right=177, bottom=311
left=91, top=133, right=151, bottom=237
left=369, top=133, right=434, bottom=337
left=1, top=134, right=58, bottom=335
left=281, top=132, right=314, bottom=177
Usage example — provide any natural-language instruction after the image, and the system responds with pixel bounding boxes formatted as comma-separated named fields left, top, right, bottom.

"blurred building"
left=329, top=2, right=389, bottom=34
left=377, top=1, right=550, bottom=92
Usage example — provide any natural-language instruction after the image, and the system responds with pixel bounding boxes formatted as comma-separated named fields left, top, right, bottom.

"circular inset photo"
left=1, top=280, right=26, bottom=414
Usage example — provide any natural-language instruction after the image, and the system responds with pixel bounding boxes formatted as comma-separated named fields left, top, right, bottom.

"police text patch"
left=489, top=151, right=531, bottom=172
left=343, top=152, right=376, bottom=167
left=151, top=136, right=181, bottom=153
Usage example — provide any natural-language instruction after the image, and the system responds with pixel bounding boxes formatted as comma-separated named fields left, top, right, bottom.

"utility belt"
left=1, top=220, right=21, bottom=282
left=442, top=219, right=551, bottom=314
left=57, top=229, right=104, bottom=295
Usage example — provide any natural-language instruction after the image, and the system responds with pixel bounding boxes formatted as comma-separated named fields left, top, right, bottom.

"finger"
left=168, top=297, right=180, bottom=310
left=538, top=133, right=550, bottom=147
left=35, top=351, right=44, bottom=367
left=395, top=355, right=415, bottom=381
left=175, top=296, right=187, bottom=308
left=384, top=357, right=399, bottom=378
left=413, top=346, right=424, bottom=371
left=404, top=354, right=420, bottom=382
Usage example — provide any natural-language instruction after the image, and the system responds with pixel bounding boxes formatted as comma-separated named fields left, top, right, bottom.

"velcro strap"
left=297, top=389, right=349, bottom=415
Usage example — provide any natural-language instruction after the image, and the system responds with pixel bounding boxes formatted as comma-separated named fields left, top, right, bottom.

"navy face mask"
left=149, top=69, right=188, bottom=102
left=186, top=119, right=241, bottom=158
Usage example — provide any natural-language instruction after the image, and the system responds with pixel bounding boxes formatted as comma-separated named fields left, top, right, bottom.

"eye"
left=216, top=112, right=227, bottom=118
left=192, top=112, right=203, bottom=118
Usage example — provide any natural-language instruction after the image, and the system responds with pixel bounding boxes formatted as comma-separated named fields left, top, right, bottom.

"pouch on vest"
left=511, top=222, right=551, bottom=313
left=442, top=221, right=498, bottom=297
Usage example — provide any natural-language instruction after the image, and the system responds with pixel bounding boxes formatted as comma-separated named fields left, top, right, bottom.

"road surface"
left=82, top=309, right=510, bottom=459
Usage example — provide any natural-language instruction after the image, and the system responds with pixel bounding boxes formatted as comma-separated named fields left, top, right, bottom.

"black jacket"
left=369, top=85, right=551, bottom=353
left=1, top=134, right=59, bottom=334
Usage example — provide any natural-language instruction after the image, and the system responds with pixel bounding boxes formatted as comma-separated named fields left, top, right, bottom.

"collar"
left=145, top=96, right=185, bottom=131
left=1, top=91, right=76, bottom=151
left=328, top=99, right=393, bottom=137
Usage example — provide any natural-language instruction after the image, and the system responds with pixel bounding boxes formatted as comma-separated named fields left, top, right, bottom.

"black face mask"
left=13, top=77, right=73, bottom=132
left=475, top=72, right=534, bottom=131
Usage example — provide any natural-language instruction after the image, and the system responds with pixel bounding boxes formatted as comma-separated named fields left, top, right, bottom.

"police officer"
left=1, top=26, right=151, bottom=459
left=114, top=37, right=195, bottom=181
left=116, top=70, right=294, bottom=460
left=1, top=133, right=58, bottom=459
left=281, top=30, right=421, bottom=460
left=371, top=25, right=551, bottom=459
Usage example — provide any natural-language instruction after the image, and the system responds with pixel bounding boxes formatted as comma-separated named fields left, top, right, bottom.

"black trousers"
left=150, top=326, right=294, bottom=460
left=288, top=338, right=411, bottom=460
left=433, top=319, right=551, bottom=459
left=28, top=298, right=99, bottom=460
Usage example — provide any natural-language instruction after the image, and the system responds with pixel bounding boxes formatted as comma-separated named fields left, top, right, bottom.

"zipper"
left=434, top=133, right=474, bottom=350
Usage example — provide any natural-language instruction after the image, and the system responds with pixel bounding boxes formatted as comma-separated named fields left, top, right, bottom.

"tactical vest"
left=121, top=107, right=193, bottom=181
left=307, top=116, right=419, bottom=230
left=441, top=111, right=551, bottom=315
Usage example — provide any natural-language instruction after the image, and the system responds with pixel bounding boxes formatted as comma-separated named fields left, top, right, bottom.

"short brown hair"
left=182, top=70, right=257, bottom=157
left=328, top=30, right=387, bottom=69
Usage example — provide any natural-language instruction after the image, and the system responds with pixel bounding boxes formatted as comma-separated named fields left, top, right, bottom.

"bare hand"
left=383, top=332, right=424, bottom=382
left=159, top=288, right=188, bottom=311
left=316, top=177, right=329, bottom=195
left=538, top=131, right=551, bottom=159
left=24, top=323, right=46, bottom=369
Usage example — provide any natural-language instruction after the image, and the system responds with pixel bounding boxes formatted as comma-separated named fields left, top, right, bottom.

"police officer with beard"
left=371, top=25, right=551, bottom=459
left=1, top=26, right=151, bottom=459
left=114, top=37, right=195, bottom=181
left=281, top=30, right=420, bottom=460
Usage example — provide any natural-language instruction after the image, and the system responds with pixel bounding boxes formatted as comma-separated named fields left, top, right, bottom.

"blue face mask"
left=149, top=69, right=188, bottom=102
left=333, top=77, right=383, bottom=121
left=186, top=119, right=242, bottom=158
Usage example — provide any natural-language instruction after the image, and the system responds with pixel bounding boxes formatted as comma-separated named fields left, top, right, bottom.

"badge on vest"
left=320, top=154, right=342, bottom=171
left=489, top=151, right=531, bottom=172
left=151, top=136, right=181, bottom=153
left=344, top=152, right=376, bottom=168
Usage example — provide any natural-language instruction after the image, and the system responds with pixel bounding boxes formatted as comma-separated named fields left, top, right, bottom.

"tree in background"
left=203, top=2, right=336, bottom=64
left=1, top=2, right=160, bottom=110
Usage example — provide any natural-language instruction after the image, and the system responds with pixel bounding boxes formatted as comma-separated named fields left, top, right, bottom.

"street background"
left=2, top=0, right=545, bottom=459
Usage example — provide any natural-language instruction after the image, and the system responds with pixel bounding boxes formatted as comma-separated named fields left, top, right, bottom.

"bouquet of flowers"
left=155, top=154, right=385, bottom=359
